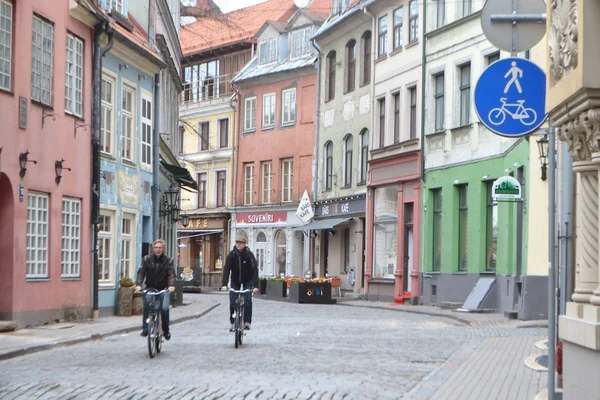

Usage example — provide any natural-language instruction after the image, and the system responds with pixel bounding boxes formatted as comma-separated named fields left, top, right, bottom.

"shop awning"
left=292, top=217, right=354, bottom=231
left=177, top=229, right=224, bottom=240
left=160, top=161, right=197, bottom=191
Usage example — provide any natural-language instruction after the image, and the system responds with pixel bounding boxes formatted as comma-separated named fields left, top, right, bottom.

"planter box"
left=259, top=279, right=267, bottom=295
left=289, top=282, right=334, bottom=304
left=266, top=280, right=287, bottom=301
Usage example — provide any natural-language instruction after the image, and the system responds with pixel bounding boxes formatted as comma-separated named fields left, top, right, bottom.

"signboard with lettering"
left=295, top=190, right=314, bottom=223
left=236, top=211, right=288, bottom=225
left=492, top=176, right=522, bottom=201
left=117, top=171, right=140, bottom=205
left=314, top=197, right=366, bottom=217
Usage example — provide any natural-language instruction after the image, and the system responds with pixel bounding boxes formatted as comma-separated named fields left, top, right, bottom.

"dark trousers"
left=142, top=291, right=170, bottom=334
left=229, top=280, right=253, bottom=324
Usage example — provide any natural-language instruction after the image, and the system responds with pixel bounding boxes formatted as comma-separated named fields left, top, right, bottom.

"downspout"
left=311, top=38, right=322, bottom=278
left=419, top=0, right=427, bottom=305
left=92, top=22, right=114, bottom=318
left=230, top=88, right=240, bottom=214
left=153, top=73, right=161, bottom=241
left=559, top=141, right=574, bottom=315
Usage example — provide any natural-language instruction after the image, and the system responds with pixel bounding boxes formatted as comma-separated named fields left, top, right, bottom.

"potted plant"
left=266, top=276, right=287, bottom=301
left=289, top=277, right=334, bottom=304
left=117, top=276, right=135, bottom=316
left=119, top=276, right=134, bottom=288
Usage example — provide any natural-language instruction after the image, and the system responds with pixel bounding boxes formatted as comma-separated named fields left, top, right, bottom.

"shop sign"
left=236, top=211, right=288, bottom=224
left=492, top=176, right=522, bottom=200
left=117, top=171, right=140, bottom=205
left=315, top=197, right=366, bottom=217
left=179, top=217, right=227, bottom=230
left=296, top=190, right=314, bottom=224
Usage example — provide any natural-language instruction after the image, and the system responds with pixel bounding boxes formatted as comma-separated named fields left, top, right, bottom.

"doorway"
left=255, top=231, right=267, bottom=276
left=0, top=173, right=14, bottom=318
left=403, top=203, right=414, bottom=293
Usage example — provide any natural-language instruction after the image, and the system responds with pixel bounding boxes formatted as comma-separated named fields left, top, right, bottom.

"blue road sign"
left=474, top=57, right=547, bottom=137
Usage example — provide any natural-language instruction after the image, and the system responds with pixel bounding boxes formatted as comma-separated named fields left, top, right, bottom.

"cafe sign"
left=492, top=176, right=522, bottom=201
left=314, top=196, right=366, bottom=217
left=236, top=211, right=288, bottom=225
left=295, top=190, right=314, bottom=224
left=117, top=171, right=140, bottom=205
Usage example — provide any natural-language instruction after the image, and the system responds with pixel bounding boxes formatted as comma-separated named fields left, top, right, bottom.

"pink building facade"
left=0, top=0, right=97, bottom=326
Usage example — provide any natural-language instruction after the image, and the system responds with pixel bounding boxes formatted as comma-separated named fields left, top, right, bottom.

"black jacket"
left=136, top=254, right=176, bottom=290
left=222, top=246, right=259, bottom=288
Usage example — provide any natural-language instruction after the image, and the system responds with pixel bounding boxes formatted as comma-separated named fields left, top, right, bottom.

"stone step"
left=342, top=292, right=366, bottom=300
left=0, top=321, right=17, bottom=332
left=440, top=301, right=463, bottom=310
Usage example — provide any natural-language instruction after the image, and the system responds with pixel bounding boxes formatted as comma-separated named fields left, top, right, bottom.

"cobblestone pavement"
left=0, top=294, right=547, bottom=399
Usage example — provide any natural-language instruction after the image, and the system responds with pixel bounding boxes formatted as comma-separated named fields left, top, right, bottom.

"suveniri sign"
left=236, top=211, right=288, bottom=224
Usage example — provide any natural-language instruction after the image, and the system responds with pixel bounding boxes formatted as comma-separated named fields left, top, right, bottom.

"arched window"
left=344, top=134, right=353, bottom=187
left=256, top=232, right=266, bottom=242
left=361, top=31, right=371, bottom=86
left=275, top=229, right=287, bottom=275
left=345, top=40, right=356, bottom=93
left=359, top=129, right=369, bottom=184
left=326, top=51, right=336, bottom=101
left=324, top=141, right=333, bottom=191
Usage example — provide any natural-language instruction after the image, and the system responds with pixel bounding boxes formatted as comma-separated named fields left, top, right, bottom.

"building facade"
left=364, top=0, right=423, bottom=303
left=178, top=0, right=294, bottom=286
left=230, top=4, right=329, bottom=278
left=0, top=0, right=98, bottom=326
left=311, top=2, right=373, bottom=293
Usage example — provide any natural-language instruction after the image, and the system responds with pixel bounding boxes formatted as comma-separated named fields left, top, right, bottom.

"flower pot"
left=266, top=280, right=287, bottom=301
left=132, top=291, right=144, bottom=315
left=119, top=280, right=134, bottom=288
left=289, top=282, right=333, bottom=304
left=117, top=287, right=134, bottom=316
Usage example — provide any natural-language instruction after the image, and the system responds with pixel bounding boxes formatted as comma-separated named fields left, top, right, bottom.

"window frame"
left=409, top=86, right=417, bottom=139
left=432, top=189, right=442, bottom=272
left=345, top=40, right=356, bottom=93
left=434, top=73, right=444, bottom=132
left=259, top=39, right=277, bottom=64
left=61, top=197, right=81, bottom=278
left=262, top=162, right=272, bottom=204
left=361, top=31, right=371, bottom=86
left=244, top=96, right=256, bottom=132
left=199, top=121, right=209, bottom=151
left=458, top=185, right=468, bottom=272
left=26, top=192, right=49, bottom=279
left=218, top=118, right=229, bottom=148
left=486, top=182, right=498, bottom=272
left=65, top=33, right=84, bottom=117
left=31, top=15, right=54, bottom=106
left=458, top=0, right=472, bottom=19
left=435, top=0, right=445, bottom=29
left=393, top=92, right=400, bottom=144
left=100, top=73, right=116, bottom=155
left=326, top=51, right=336, bottom=101
left=486, top=51, right=500, bottom=66
left=216, top=170, right=227, bottom=207
left=393, top=7, right=403, bottom=50
left=281, top=88, right=296, bottom=126
left=281, top=159, right=293, bottom=203
left=262, top=93, right=275, bottom=128
left=290, top=27, right=312, bottom=59
left=0, top=0, right=13, bottom=92
left=344, top=135, right=353, bottom=187
left=140, top=93, right=152, bottom=167
left=459, top=63, right=471, bottom=126
left=378, top=97, right=385, bottom=148
left=378, top=15, right=388, bottom=58
left=244, top=163, right=254, bottom=206
left=120, top=213, right=135, bottom=280
left=324, top=141, right=333, bottom=191
left=197, top=172, right=207, bottom=208
left=359, top=129, right=368, bottom=184
left=98, top=210, right=115, bottom=285
left=409, top=0, right=418, bottom=44
left=120, top=83, right=136, bottom=163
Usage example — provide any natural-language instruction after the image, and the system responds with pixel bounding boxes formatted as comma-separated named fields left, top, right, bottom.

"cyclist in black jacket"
left=136, top=239, right=176, bottom=340
left=221, top=236, right=259, bottom=331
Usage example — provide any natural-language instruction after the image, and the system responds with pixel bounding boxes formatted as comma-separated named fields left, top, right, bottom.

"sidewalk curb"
left=0, top=303, right=221, bottom=362
left=336, top=302, right=472, bottom=325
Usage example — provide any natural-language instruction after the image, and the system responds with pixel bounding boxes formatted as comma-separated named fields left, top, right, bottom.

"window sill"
left=425, top=130, right=446, bottom=137
left=262, top=126, right=275, bottom=131
left=99, top=283, right=116, bottom=290
left=280, top=122, right=296, bottom=129
left=375, top=55, right=387, bottom=64
left=359, top=82, right=370, bottom=88
left=62, top=277, right=82, bottom=281
left=406, top=40, right=419, bottom=49
left=243, top=129, right=256, bottom=135
left=26, top=278, right=50, bottom=282
left=341, top=184, right=351, bottom=189
left=31, top=99, right=54, bottom=109
left=390, top=47, right=403, bottom=57
left=450, top=124, right=472, bottom=132
left=0, top=87, right=14, bottom=96
left=100, top=152, right=116, bottom=160
left=357, top=181, right=366, bottom=187
left=368, top=278, right=394, bottom=284
left=121, top=159, right=136, bottom=168
left=452, top=271, right=468, bottom=275
left=65, top=111, right=84, bottom=121
left=480, top=271, right=496, bottom=275
left=400, top=138, right=419, bottom=146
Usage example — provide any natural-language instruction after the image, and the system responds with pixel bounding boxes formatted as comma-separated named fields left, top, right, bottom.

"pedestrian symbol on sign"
left=503, top=61, right=523, bottom=94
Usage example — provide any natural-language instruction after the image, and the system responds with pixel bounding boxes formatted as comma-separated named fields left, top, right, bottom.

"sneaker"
left=229, top=324, right=235, bottom=332
left=164, top=331, right=171, bottom=341
left=140, top=331, right=148, bottom=337
left=244, top=322, right=251, bottom=330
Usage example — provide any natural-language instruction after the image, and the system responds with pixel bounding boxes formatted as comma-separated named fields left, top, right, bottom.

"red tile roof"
left=180, top=0, right=297, bottom=56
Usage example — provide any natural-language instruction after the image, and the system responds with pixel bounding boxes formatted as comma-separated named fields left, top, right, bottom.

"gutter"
left=311, top=39, right=322, bottom=202
left=91, top=22, right=114, bottom=318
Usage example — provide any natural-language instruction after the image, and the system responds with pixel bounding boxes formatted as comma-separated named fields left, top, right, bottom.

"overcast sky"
left=213, top=0, right=270, bottom=13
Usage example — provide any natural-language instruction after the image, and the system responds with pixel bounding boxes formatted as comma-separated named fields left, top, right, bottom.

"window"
left=458, top=185, right=468, bottom=271
left=98, top=212, right=113, bottom=282
left=432, top=189, right=442, bottom=272
left=324, top=141, right=333, bottom=191
left=332, top=0, right=350, bottom=14
left=0, top=0, right=12, bottom=91
left=104, top=0, right=124, bottom=13
left=244, top=163, right=254, bottom=205
left=216, top=171, right=226, bottom=207
left=390, top=8, right=404, bottom=52
left=262, top=162, right=272, bottom=204
left=410, top=87, right=417, bottom=139
left=197, top=172, right=207, bottom=208
left=359, top=129, right=368, bottom=184
left=100, top=76, right=115, bottom=154
left=121, top=85, right=135, bottom=161
left=344, top=135, right=353, bottom=187
left=244, top=97, right=256, bottom=131
left=409, top=0, right=418, bottom=43
left=281, top=159, right=293, bottom=203
left=291, top=28, right=312, bottom=59
left=26, top=192, right=49, bottom=278
left=434, top=73, right=444, bottom=132
left=199, top=121, right=209, bottom=151
left=263, top=93, right=275, bottom=128
left=61, top=198, right=81, bottom=278
left=378, top=16, right=387, bottom=57
left=361, top=31, right=371, bottom=86
left=121, top=215, right=134, bottom=278
left=218, top=118, right=229, bottom=148
left=459, top=0, right=472, bottom=19
left=31, top=15, right=54, bottom=106
left=178, top=125, right=184, bottom=154
left=259, top=39, right=277, bottom=64
left=486, top=183, right=498, bottom=271
left=326, top=51, right=336, bottom=101
left=345, top=40, right=356, bottom=93
left=65, top=33, right=83, bottom=117
left=486, top=51, right=500, bottom=66
left=282, top=88, right=296, bottom=125
left=373, top=186, right=398, bottom=278
left=435, top=0, right=445, bottom=29
left=393, top=93, right=400, bottom=143
left=141, top=96, right=152, bottom=166
left=459, top=63, right=471, bottom=126
left=379, top=98, right=385, bottom=148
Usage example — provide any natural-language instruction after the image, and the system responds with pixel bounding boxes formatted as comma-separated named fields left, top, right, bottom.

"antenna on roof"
left=294, top=0, right=312, bottom=9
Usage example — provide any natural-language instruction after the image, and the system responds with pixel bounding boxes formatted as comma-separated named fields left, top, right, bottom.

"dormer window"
left=103, top=0, right=125, bottom=14
left=332, top=0, right=350, bottom=15
left=259, top=39, right=277, bottom=64
left=290, top=27, right=312, bottom=59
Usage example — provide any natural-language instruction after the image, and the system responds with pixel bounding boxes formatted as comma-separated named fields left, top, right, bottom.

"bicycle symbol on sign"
left=488, top=98, right=537, bottom=127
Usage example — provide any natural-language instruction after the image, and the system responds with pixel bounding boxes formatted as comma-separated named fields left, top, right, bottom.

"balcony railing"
left=180, top=73, right=235, bottom=105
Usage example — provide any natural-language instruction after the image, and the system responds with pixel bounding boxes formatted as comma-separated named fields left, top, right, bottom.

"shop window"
left=373, top=185, right=398, bottom=279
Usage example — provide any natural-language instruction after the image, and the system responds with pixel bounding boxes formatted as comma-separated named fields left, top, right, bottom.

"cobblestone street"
left=0, top=294, right=547, bottom=399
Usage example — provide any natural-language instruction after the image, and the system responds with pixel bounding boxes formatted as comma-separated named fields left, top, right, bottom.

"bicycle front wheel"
left=156, top=314, right=162, bottom=354
left=148, top=315, right=157, bottom=358
left=238, top=309, right=244, bottom=346
left=488, top=108, right=506, bottom=126
left=234, top=311, right=240, bottom=349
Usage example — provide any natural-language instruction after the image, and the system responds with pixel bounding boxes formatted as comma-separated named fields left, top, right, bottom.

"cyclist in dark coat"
left=136, top=239, right=176, bottom=340
left=221, top=236, right=259, bottom=331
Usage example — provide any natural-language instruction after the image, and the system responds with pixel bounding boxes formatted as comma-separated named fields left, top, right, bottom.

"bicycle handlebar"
left=136, top=289, right=169, bottom=295
left=228, top=288, right=253, bottom=294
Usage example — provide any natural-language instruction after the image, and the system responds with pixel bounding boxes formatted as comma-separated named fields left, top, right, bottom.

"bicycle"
left=229, top=287, right=252, bottom=348
left=141, top=288, right=169, bottom=358
left=488, top=98, right=537, bottom=126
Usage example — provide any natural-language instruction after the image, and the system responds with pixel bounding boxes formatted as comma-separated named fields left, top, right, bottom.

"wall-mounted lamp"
left=481, top=175, right=490, bottom=181
left=55, top=159, right=71, bottom=184
left=19, top=151, right=37, bottom=178
left=119, top=63, right=128, bottom=70
left=537, top=134, right=549, bottom=181
left=328, top=229, right=336, bottom=237
left=310, top=231, right=318, bottom=239
left=181, top=214, right=190, bottom=228
left=453, top=179, right=461, bottom=185
left=160, top=185, right=181, bottom=222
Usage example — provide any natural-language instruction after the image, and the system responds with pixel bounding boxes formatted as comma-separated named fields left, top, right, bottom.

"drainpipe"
left=547, top=122, right=556, bottom=399
left=559, top=141, right=574, bottom=315
left=230, top=89, right=240, bottom=211
left=310, top=38, right=322, bottom=278
left=153, top=73, right=161, bottom=241
left=92, top=22, right=114, bottom=318
left=419, top=0, right=427, bottom=305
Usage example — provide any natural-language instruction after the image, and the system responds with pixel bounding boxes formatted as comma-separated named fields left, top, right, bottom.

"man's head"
left=234, top=236, right=247, bottom=251
left=152, top=239, right=166, bottom=257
